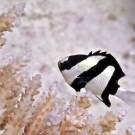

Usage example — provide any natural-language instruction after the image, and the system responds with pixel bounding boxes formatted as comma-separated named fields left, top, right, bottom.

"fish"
left=58, top=50, right=135, bottom=108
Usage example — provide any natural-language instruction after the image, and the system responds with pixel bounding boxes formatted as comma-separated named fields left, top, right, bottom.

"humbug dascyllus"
left=58, top=50, right=135, bottom=108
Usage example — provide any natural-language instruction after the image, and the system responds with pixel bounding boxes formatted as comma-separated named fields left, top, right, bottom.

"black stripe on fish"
left=70, top=53, right=125, bottom=106
left=59, top=51, right=108, bottom=71
left=101, top=74, right=120, bottom=107
left=70, top=57, right=107, bottom=91
left=59, top=55, right=87, bottom=71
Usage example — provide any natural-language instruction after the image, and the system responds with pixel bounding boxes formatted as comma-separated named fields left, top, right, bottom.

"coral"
left=125, top=124, right=135, bottom=135
left=0, top=2, right=25, bottom=47
left=0, top=50, right=41, bottom=135
left=0, top=2, right=135, bottom=135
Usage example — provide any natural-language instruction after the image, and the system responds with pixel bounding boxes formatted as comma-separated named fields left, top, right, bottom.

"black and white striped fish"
left=58, top=50, right=135, bottom=108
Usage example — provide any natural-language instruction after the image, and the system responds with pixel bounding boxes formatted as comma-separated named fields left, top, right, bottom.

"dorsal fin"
left=87, top=50, right=112, bottom=58
left=93, top=50, right=101, bottom=55
left=88, top=51, right=92, bottom=56
left=89, top=51, right=108, bottom=57
left=100, top=51, right=107, bottom=56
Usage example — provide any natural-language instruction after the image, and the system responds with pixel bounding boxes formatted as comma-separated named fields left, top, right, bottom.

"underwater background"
left=0, top=0, right=135, bottom=134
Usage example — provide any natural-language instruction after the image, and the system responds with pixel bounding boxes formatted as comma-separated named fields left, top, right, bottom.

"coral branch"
left=0, top=51, right=32, bottom=130
left=3, top=75, right=41, bottom=135
left=97, top=111, right=126, bottom=133
left=0, top=2, right=25, bottom=47
left=23, top=82, right=59, bottom=135
left=125, top=124, right=135, bottom=135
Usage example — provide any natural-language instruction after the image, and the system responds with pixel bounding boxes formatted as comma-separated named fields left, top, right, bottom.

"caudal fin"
left=115, top=87, right=135, bottom=109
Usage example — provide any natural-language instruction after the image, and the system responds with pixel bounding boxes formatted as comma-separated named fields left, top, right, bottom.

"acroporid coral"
left=0, top=50, right=41, bottom=135
left=81, top=107, right=126, bottom=135
left=0, top=2, right=25, bottom=47
left=0, top=2, right=135, bottom=135
left=21, top=84, right=126, bottom=135
left=125, top=124, right=135, bottom=135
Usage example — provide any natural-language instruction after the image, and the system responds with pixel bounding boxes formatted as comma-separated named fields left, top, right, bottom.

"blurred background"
left=0, top=0, right=135, bottom=134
